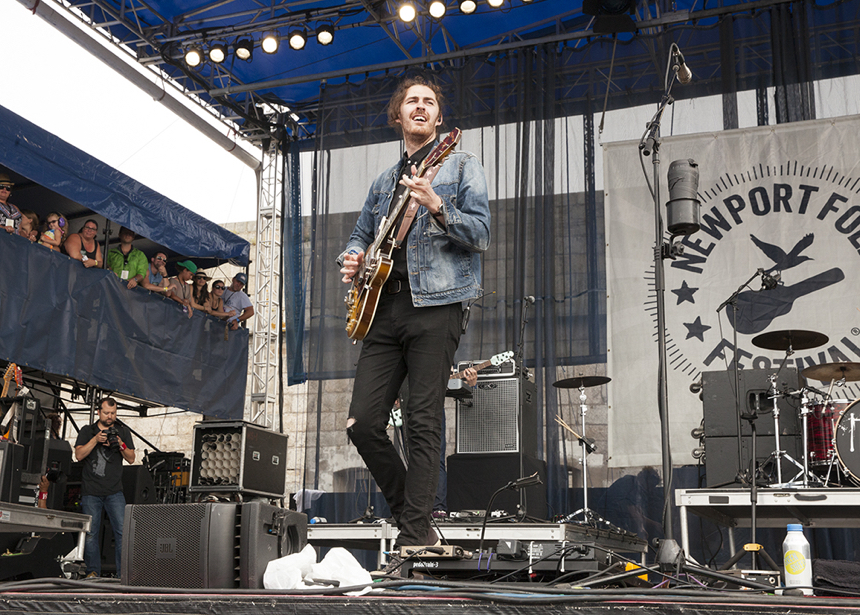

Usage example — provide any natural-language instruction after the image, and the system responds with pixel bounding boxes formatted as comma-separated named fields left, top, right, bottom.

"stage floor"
left=0, top=580, right=857, bottom=615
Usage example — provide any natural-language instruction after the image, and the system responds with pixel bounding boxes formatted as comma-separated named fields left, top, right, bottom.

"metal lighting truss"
left=250, top=141, right=283, bottom=430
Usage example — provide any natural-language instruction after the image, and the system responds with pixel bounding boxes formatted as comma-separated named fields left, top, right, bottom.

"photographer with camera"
left=74, top=398, right=135, bottom=579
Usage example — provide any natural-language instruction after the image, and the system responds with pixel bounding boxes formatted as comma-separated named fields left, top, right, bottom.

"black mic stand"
left=513, top=296, right=533, bottom=521
left=638, top=53, right=685, bottom=573
left=714, top=269, right=768, bottom=489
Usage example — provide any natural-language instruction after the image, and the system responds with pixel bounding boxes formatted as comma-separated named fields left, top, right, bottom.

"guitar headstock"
left=424, top=128, right=462, bottom=169
left=491, top=351, right=514, bottom=366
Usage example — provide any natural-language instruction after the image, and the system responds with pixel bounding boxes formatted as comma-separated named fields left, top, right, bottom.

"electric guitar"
left=449, top=351, right=514, bottom=381
left=1, top=363, right=18, bottom=399
left=344, top=129, right=462, bottom=341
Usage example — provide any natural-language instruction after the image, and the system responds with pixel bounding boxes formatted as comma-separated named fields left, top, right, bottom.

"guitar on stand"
left=344, top=129, right=462, bottom=341
left=1, top=363, right=23, bottom=442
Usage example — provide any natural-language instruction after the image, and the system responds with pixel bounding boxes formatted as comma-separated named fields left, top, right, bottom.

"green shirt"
left=107, top=247, right=148, bottom=282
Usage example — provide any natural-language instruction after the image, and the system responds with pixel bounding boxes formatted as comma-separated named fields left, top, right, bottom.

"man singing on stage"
left=338, top=76, right=490, bottom=575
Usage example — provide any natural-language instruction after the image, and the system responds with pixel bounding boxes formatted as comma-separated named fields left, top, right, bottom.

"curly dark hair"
left=386, top=75, right=446, bottom=136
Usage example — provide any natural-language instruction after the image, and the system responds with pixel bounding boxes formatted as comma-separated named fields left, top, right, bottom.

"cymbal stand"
left=573, top=385, right=598, bottom=521
left=766, top=372, right=807, bottom=487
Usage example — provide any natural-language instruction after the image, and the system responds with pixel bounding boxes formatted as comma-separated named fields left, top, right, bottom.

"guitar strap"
left=394, top=199, right=421, bottom=247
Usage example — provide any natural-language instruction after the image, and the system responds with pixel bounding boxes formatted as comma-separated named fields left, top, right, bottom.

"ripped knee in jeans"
left=346, top=417, right=356, bottom=430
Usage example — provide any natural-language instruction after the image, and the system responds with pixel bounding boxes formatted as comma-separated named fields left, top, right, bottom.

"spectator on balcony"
left=65, top=219, right=103, bottom=268
left=18, top=210, right=39, bottom=242
left=191, top=271, right=211, bottom=311
left=0, top=175, right=23, bottom=234
left=141, top=252, right=171, bottom=295
left=107, top=227, right=148, bottom=290
left=39, top=212, right=68, bottom=251
left=222, top=272, right=254, bottom=330
left=167, top=260, right=197, bottom=318
left=206, top=280, right=236, bottom=320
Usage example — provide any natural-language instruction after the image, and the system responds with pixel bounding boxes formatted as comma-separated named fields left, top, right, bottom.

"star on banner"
left=672, top=280, right=698, bottom=305
left=683, top=317, right=711, bottom=342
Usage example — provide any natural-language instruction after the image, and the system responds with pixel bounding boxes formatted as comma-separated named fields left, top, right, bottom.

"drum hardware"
left=553, top=376, right=609, bottom=524
left=834, top=399, right=860, bottom=486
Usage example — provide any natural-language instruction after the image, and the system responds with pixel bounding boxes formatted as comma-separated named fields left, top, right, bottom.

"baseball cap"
left=234, top=272, right=247, bottom=285
left=176, top=260, right=198, bottom=274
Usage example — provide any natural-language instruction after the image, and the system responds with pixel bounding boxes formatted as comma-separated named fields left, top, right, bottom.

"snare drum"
left=834, top=399, right=860, bottom=486
left=806, top=400, right=847, bottom=468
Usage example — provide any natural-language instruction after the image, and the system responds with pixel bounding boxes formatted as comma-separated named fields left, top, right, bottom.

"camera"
left=103, top=425, right=122, bottom=453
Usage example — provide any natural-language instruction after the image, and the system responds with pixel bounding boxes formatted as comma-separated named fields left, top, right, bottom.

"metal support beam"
left=249, top=142, right=283, bottom=430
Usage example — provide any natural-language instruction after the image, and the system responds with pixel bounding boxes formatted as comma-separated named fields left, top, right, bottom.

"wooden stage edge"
left=0, top=580, right=858, bottom=615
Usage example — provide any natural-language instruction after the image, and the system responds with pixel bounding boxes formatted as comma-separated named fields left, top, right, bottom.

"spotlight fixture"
left=288, top=29, right=307, bottom=50
left=208, top=42, right=227, bottom=64
left=459, top=0, right=477, bottom=14
left=316, top=24, right=334, bottom=46
left=429, top=0, right=446, bottom=18
left=184, top=46, right=203, bottom=67
left=488, top=0, right=505, bottom=7
left=399, top=2, right=417, bottom=22
left=582, top=0, right=637, bottom=34
left=261, top=31, right=280, bottom=54
left=234, top=38, right=253, bottom=61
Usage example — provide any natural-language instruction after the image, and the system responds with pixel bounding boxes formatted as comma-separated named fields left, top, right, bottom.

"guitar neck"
left=450, top=359, right=493, bottom=380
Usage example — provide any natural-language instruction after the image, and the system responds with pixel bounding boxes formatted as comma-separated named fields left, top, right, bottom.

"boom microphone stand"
left=637, top=43, right=694, bottom=570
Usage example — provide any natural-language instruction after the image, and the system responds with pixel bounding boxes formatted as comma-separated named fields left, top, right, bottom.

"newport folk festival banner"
left=605, top=115, right=860, bottom=468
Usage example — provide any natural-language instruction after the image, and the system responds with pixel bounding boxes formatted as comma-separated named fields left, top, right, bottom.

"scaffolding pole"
left=249, top=142, right=283, bottom=430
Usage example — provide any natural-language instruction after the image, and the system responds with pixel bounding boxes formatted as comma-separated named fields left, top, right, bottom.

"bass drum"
left=834, top=399, right=860, bottom=486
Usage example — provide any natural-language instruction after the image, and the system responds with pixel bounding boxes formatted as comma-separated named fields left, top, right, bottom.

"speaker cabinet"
left=121, top=502, right=307, bottom=588
left=448, top=453, right=547, bottom=519
left=702, top=368, right=802, bottom=487
left=456, top=377, right=537, bottom=456
left=189, top=421, right=288, bottom=498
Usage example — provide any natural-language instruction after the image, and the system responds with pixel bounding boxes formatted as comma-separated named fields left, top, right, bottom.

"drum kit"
left=750, top=329, right=860, bottom=488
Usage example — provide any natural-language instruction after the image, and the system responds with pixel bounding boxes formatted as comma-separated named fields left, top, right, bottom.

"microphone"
left=674, top=48, right=693, bottom=84
left=524, top=296, right=535, bottom=305
left=761, top=270, right=781, bottom=290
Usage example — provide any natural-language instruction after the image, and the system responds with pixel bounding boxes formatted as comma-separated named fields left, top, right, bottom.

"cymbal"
left=553, top=376, right=611, bottom=389
left=802, top=362, right=860, bottom=382
left=751, top=330, right=829, bottom=352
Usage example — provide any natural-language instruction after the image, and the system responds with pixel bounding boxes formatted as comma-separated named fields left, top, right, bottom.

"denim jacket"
left=338, top=147, right=491, bottom=307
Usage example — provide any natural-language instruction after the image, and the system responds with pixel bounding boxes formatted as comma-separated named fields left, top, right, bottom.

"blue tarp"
left=0, top=234, right=247, bottom=419
left=0, top=103, right=250, bottom=265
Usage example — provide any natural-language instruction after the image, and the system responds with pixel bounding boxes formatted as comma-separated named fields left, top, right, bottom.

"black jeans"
left=347, top=289, right=462, bottom=546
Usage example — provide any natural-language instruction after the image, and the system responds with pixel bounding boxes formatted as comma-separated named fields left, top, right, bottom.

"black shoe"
left=371, top=552, right=405, bottom=579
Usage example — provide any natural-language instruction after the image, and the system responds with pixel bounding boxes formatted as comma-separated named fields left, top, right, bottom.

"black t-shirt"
left=75, top=422, right=135, bottom=497
left=390, top=141, right=435, bottom=283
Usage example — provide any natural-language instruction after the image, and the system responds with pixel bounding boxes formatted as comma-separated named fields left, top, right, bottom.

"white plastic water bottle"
left=783, top=523, right=813, bottom=595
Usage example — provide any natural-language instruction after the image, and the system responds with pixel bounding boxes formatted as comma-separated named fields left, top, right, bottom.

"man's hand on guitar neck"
left=341, top=250, right=365, bottom=283
left=400, top=164, right=445, bottom=223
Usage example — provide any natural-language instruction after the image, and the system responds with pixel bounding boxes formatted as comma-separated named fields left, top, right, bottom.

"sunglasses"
left=84, top=226, right=98, bottom=231
left=213, top=285, right=225, bottom=290
left=154, top=256, right=167, bottom=261
left=0, top=185, right=10, bottom=191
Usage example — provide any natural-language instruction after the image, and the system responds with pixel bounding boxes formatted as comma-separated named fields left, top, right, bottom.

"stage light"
left=582, top=0, right=637, bottom=34
left=208, top=42, right=227, bottom=64
left=288, top=29, right=307, bottom=50
left=261, top=31, right=279, bottom=54
left=399, top=2, right=416, bottom=22
left=184, top=46, right=203, bottom=67
left=459, top=0, right=477, bottom=14
left=488, top=0, right=505, bottom=7
left=235, top=38, right=253, bottom=61
left=316, top=24, right=334, bottom=46
left=429, top=1, right=446, bottom=18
